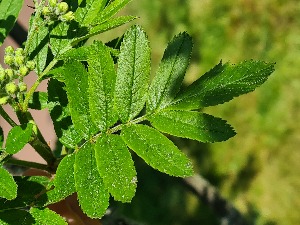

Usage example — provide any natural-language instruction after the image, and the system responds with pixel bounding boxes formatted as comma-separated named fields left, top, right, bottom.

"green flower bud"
left=5, top=82, right=18, bottom=95
left=14, top=55, right=25, bottom=66
left=49, top=0, right=57, bottom=8
left=19, top=66, right=29, bottom=76
left=0, top=70, right=6, bottom=82
left=56, top=2, right=68, bottom=15
left=60, top=11, right=74, bottom=22
left=4, top=55, right=14, bottom=66
left=0, top=96, right=9, bottom=105
left=42, top=6, right=51, bottom=16
left=15, top=48, right=24, bottom=56
left=5, top=46, right=14, bottom=55
left=18, top=82, right=27, bottom=92
left=26, top=60, right=36, bottom=71
left=5, top=69, right=14, bottom=79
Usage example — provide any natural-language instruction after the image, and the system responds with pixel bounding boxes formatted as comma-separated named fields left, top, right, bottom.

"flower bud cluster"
left=0, top=46, right=35, bottom=105
left=42, top=0, right=75, bottom=22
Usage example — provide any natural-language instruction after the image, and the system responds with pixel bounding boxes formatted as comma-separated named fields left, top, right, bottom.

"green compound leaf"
left=28, top=17, right=49, bottom=75
left=88, top=41, right=117, bottom=132
left=115, top=25, right=151, bottom=122
left=149, top=110, right=236, bottom=143
left=0, top=0, right=24, bottom=45
left=30, top=207, right=67, bottom=225
left=5, top=123, right=33, bottom=154
left=74, top=142, right=109, bottom=218
left=46, top=154, right=76, bottom=205
left=48, top=79, right=82, bottom=148
left=0, top=209, right=34, bottom=225
left=121, top=124, right=194, bottom=177
left=63, top=62, right=97, bottom=139
left=93, top=0, right=132, bottom=25
left=75, top=0, right=107, bottom=26
left=0, top=166, right=17, bottom=200
left=95, top=134, right=137, bottom=202
left=147, top=32, right=193, bottom=112
left=170, top=60, right=275, bottom=110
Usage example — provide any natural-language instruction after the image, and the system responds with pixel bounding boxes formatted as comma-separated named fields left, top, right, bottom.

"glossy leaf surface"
left=95, top=134, right=137, bottom=202
left=5, top=123, right=33, bottom=154
left=115, top=25, right=150, bottom=122
left=74, top=143, right=109, bottom=218
left=121, top=124, right=194, bottom=177
left=0, top=167, right=17, bottom=200
left=0, top=0, right=24, bottom=45
left=149, top=110, right=236, bottom=143
left=170, top=60, right=275, bottom=110
left=148, top=32, right=192, bottom=112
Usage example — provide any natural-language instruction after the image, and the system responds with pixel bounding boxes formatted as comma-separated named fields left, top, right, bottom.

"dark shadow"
left=0, top=15, right=17, bottom=44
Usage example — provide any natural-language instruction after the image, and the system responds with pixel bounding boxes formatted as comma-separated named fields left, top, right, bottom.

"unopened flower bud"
left=42, top=6, right=51, bottom=16
left=19, top=66, right=29, bottom=76
left=56, top=2, right=68, bottom=15
left=4, top=55, right=14, bottom=66
left=0, top=70, right=6, bottom=82
left=26, top=61, right=36, bottom=71
left=49, top=0, right=57, bottom=8
left=0, top=96, right=9, bottom=105
left=5, top=82, right=18, bottom=95
left=15, top=55, right=25, bottom=66
left=5, top=46, right=14, bottom=55
left=5, top=69, right=14, bottom=79
left=18, top=82, right=27, bottom=92
left=15, top=48, right=24, bottom=56
left=60, top=11, right=74, bottom=22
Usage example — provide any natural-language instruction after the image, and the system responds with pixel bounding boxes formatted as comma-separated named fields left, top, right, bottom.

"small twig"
left=183, top=174, right=248, bottom=225
left=5, top=158, right=51, bottom=172
left=0, top=106, right=18, bottom=127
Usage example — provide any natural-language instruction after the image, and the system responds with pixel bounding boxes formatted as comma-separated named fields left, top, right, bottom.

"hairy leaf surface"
left=0, top=209, right=34, bottom=225
left=121, top=124, right=193, bottom=177
left=149, top=110, right=236, bottom=143
left=148, top=32, right=192, bottom=112
left=5, top=123, right=33, bottom=154
left=115, top=25, right=150, bottom=122
left=0, top=167, right=17, bottom=200
left=30, top=208, right=67, bottom=225
left=170, top=60, right=275, bottom=110
left=88, top=42, right=117, bottom=131
left=93, top=0, right=132, bottom=25
left=74, top=142, right=109, bottom=218
left=75, top=0, right=107, bottom=26
left=95, top=134, right=137, bottom=202
left=28, top=92, right=49, bottom=110
left=46, top=154, right=76, bottom=205
left=63, top=62, right=97, bottom=139
left=48, top=79, right=81, bottom=148
left=0, top=0, right=24, bottom=45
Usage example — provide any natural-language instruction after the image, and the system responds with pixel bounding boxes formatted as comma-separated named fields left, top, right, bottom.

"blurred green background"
left=101, top=0, right=300, bottom=224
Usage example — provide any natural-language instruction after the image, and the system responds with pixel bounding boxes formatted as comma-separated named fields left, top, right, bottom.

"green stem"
left=16, top=111, right=56, bottom=166
left=6, top=158, right=51, bottom=172
left=22, top=59, right=58, bottom=112
left=0, top=106, right=17, bottom=127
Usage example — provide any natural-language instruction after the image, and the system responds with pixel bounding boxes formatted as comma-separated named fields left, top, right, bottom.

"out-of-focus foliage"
left=109, top=0, right=300, bottom=224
